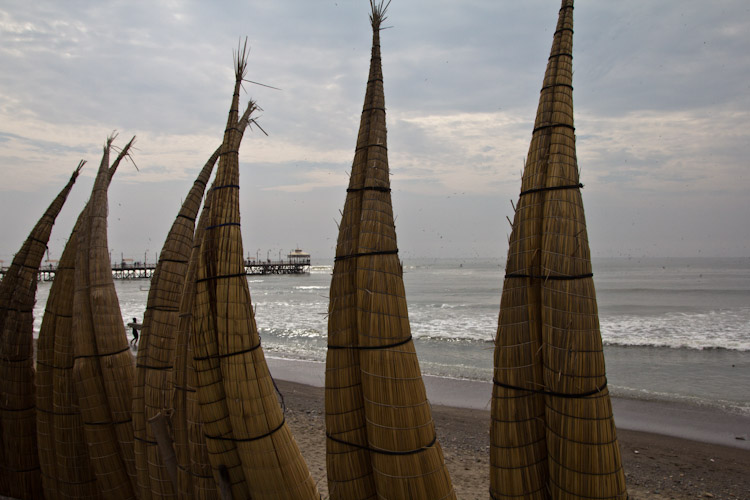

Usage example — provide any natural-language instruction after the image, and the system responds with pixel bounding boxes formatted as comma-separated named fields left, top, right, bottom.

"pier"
left=0, top=250, right=311, bottom=282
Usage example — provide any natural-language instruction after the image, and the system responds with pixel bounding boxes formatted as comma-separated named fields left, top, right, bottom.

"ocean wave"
left=261, top=327, right=325, bottom=339
left=602, top=341, right=750, bottom=352
left=600, top=309, right=750, bottom=351
left=417, top=302, right=491, bottom=310
left=598, top=287, right=750, bottom=294
left=410, top=326, right=494, bottom=343
left=294, top=285, right=328, bottom=290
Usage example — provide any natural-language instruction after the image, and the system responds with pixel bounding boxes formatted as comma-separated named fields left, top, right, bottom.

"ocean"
left=32, top=256, right=750, bottom=417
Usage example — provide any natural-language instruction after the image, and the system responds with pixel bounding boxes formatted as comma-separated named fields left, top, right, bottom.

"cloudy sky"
left=1, top=0, right=748, bottom=265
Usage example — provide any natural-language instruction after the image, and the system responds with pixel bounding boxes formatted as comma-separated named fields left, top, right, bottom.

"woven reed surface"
left=35, top=143, right=132, bottom=500
left=132, top=147, right=219, bottom=500
left=0, top=163, right=81, bottom=499
left=190, top=55, right=319, bottom=499
left=172, top=187, right=217, bottom=500
left=171, top=109, right=257, bottom=500
left=37, top=161, right=127, bottom=500
left=492, top=2, right=627, bottom=498
left=326, top=4, right=455, bottom=499
left=72, top=138, right=137, bottom=499
left=324, top=18, right=374, bottom=500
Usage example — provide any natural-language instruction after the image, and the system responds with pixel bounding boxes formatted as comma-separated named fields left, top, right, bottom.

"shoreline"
left=266, top=356, right=750, bottom=451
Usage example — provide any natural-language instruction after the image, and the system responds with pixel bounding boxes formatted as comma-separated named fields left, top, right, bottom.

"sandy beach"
left=279, top=379, right=750, bottom=499
left=270, top=356, right=750, bottom=500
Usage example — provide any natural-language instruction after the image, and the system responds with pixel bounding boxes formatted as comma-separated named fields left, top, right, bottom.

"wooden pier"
left=0, top=254, right=311, bottom=282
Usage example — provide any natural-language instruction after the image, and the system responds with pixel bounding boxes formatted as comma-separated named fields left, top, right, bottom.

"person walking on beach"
left=129, top=317, right=140, bottom=345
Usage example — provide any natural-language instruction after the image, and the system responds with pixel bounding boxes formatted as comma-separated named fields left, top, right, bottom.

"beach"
left=27, top=257, right=750, bottom=498
left=277, top=377, right=750, bottom=499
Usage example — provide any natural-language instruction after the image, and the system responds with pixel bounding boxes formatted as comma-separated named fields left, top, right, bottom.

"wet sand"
left=270, top=357, right=750, bottom=499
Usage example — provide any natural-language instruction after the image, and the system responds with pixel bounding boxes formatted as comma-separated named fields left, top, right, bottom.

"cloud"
left=577, top=108, right=750, bottom=194
left=389, top=110, right=531, bottom=195
left=1, top=0, right=749, bottom=258
left=262, top=167, right=348, bottom=193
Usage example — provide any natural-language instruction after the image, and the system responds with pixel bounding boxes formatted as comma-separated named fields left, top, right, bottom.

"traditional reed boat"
left=189, top=43, right=319, bottom=499
left=325, top=2, right=455, bottom=499
left=36, top=140, right=134, bottom=500
left=133, top=104, right=258, bottom=500
left=170, top=102, right=259, bottom=500
left=131, top=149, right=219, bottom=500
left=172, top=186, right=218, bottom=500
left=0, top=162, right=83, bottom=499
left=72, top=136, right=139, bottom=499
left=491, top=1, right=627, bottom=498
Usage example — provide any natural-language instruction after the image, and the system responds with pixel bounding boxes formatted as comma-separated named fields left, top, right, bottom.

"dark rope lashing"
left=0, top=404, right=35, bottom=412
left=205, top=417, right=285, bottom=442
left=355, top=143, right=388, bottom=153
left=28, top=236, right=49, bottom=248
left=212, top=183, right=240, bottom=191
left=270, top=374, right=286, bottom=414
left=35, top=407, right=78, bottom=416
left=492, top=377, right=608, bottom=399
left=218, top=149, right=240, bottom=156
left=158, top=258, right=189, bottom=265
left=146, top=305, right=181, bottom=313
left=334, top=249, right=398, bottom=262
left=192, top=340, right=262, bottom=361
left=518, top=183, right=583, bottom=198
left=204, top=222, right=240, bottom=231
left=328, top=335, right=412, bottom=351
left=541, top=83, right=574, bottom=92
left=73, top=345, right=131, bottom=360
left=548, top=52, right=574, bottom=60
left=326, top=432, right=438, bottom=456
left=135, top=363, right=173, bottom=371
left=83, top=417, right=132, bottom=426
left=346, top=185, right=391, bottom=193
left=532, top=123, right=575, bottom=134
left=133, top=435, right=158, bottom=445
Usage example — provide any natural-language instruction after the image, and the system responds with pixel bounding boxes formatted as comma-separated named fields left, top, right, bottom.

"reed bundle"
left=36, top=140, right=133, bottom=500
left=491, top=1, right=627, bottom=498
left=190, top=45, right=319, bottom=499
left=170, top=105, right=258, bottom=500
left=72, top=136, right=137, bottom=499
left=132, top=147, right=220, bottom=500
left=0, top=162, right=83, bottom=499
left=172, top=186, right=217, bottom=500
left=325, top=3, right=455, bottom=499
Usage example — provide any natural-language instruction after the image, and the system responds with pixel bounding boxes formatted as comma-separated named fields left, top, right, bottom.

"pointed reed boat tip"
left=123, top=135, right=137, bottom=150
left=239, top=101, right=254, bottom=124
left=234, top=36, right=250, bottom=82
left=73, top=159, right=86, bottom=178
left=116, top=136, right=139, bottom=170
left=369, top=0, right=391, bottom=29
left=239, top=100, right=269, bottom=137
left=105, top=132, right=118, bottom=149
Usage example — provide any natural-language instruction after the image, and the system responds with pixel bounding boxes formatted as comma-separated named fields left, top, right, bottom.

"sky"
left=1, top=0, right=748, bottom=264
